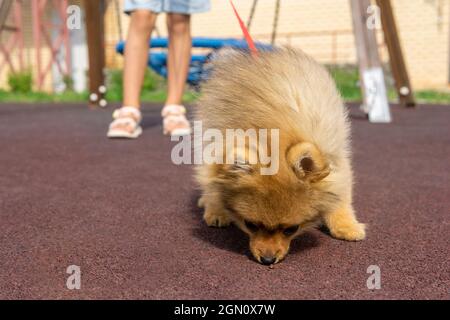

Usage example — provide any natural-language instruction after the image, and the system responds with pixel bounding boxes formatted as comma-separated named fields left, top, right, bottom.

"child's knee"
left=167, top=15, right=191, bottom=35
left=130, top=10, right=155, bottom=32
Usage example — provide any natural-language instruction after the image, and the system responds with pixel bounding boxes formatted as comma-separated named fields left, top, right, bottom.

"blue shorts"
left=124, top=0, right=210, bottom=15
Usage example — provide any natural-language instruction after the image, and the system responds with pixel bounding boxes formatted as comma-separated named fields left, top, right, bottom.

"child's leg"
left=165, top=13, right=192, bottom=105
left=123, top=10, right=157, bottom=108
left=108, top=10, right=156, bottom=137
left=161, top=13, right=192, bottom=136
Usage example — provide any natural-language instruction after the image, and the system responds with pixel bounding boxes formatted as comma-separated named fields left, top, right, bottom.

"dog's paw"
left=329, top=222, right=366, bottom=241
left=197, top=196, right=205, bottom=208
left=203, top=211, right=231, bottom=228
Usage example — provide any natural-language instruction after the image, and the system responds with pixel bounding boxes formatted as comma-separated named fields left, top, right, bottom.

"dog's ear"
left=287, top=142, right=330, bottom=182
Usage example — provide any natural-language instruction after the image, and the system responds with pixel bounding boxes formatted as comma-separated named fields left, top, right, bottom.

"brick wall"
left=1, top=0, right=448, bottom=92
left=106, top=0, right=450, bottom=90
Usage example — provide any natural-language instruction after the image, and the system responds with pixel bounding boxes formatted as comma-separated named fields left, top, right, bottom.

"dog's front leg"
left=200, top=193, right=232, bottom=228
left=322, top=205, right=366, bottom=241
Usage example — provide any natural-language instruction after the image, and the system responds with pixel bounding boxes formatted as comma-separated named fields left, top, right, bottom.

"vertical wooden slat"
left=60, top=0, right=71, bottom=76
left=376, top=0, right=415, bottom=107
left=31, top=0, right=42, bottom=89
left=84, top=0, right=105, bottom=107
left=14, top=0, right=23, bottom=70
left=350, top=0, right=391, bottom=122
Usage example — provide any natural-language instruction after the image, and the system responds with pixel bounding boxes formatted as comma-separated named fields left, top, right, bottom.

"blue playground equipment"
left=116, top=37, right=273, bottom=87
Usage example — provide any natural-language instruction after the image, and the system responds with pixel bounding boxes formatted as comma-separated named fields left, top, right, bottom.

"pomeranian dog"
left=195, top=47, right=365, bottom=265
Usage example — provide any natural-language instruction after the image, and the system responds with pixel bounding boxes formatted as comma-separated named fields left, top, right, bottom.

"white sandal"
left=161, top=104, right=192, bottom=136
left=107, top=106, right=143, bottom=139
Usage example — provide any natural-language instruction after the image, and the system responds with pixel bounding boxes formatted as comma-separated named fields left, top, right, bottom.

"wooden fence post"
left=350, top=0, right=391, bottom=122
left=376, top=0, right=415, bottom=107
left=84, top=0, right=106, bottom=107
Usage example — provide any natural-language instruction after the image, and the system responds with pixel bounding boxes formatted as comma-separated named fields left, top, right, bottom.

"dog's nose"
left=260, top=256, right=276, bottom=265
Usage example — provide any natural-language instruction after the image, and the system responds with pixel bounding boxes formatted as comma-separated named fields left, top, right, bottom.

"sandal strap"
left=113, top=106, right=142, bottom=122
left=163, top=114, right=189, bottom=125
left=109, top=117, right=139, bottom=130
left=161, top=104, right=186, bottom=117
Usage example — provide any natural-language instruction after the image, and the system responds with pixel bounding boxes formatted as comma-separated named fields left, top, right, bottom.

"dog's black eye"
left=283, top=225, right=299, bottom=236
left=245, top=220, right=259, bottom=232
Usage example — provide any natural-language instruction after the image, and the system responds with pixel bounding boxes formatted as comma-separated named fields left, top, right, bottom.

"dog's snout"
left=260, top=256, right=276, bottom=265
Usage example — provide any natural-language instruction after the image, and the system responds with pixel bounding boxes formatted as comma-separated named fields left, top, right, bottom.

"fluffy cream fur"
left=195, top=47, right=365, bottom=265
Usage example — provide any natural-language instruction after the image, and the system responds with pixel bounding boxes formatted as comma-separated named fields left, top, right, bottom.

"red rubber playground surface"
left=0, top=102, right=448, bottom=299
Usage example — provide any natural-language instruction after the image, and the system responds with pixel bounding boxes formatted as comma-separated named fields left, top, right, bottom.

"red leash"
left=229, top=0, right=258, bottom=57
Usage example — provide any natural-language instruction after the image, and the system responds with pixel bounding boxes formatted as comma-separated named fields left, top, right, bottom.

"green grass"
left=0, top=88, right=198, bottom=104
left=328, top=66, right=363, bottom=102
left=0, top=69, right=198, bottom=104
left=327, top=65, right=450, bottom=104
left=1, top=66, right=450, bottom=105
left=0, top=89, right=89, bottom=103
left=104, top=68, right=199, bottom=104
left=141, top=90, right=198, bottom=103
left=414, top=90, right=450, bottom=104
left=327, top=65, right=401, bottom=101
